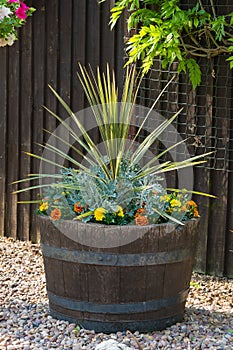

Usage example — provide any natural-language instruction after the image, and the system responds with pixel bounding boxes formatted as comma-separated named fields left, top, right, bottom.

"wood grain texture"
left=192, top=58, right=214, bottom=273
left=206, top=56, right=231, bottom=276
left=18, top=17, right=33, bottom=241
left=39, top=217, right=199, bottom=332
left=0, top=47, right=7, bottom=237
left=6, top=41, right=20, bottom=239
left=30, top=0, right=46, bottom=243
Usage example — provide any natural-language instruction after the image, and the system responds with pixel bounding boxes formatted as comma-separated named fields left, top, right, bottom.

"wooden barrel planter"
left=38, top=216, right=199, bottom=333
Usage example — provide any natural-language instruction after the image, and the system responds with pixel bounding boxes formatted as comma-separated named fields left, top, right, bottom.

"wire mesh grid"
left=137, top=55, right=233, bottom=172
left=122, top=0, right=233, bottom=171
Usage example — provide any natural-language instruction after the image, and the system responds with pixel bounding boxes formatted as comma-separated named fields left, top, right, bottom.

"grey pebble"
left=72, top=345, right=82, bottom=350
left=95, top=339, right=131, bottom=350
left=0, top=237, right=233, bottom=350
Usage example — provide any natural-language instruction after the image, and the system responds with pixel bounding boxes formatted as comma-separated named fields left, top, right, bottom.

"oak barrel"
left=38, top=216, right=199, bottom=333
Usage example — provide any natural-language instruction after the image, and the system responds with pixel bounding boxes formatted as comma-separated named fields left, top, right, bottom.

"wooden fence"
left=0, top=0, right=124, bottom=242
left=0, top=0, right=233, bottom=277
left=137, top=58, right=233, bottom=278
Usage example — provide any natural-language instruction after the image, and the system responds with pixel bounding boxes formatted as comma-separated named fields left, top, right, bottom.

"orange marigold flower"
left=50, top=208, right=62, bottom=221
left=193, top=209, right=199, bottom=218
left=181, top=205, right=187, bottom=211
left=135, top=215, right=149, bottom=226
left=187, top=200, right=197, bottom=208
left=74, top=202, right=83, bottom=213
left=135, top=208, right=146, bottom=217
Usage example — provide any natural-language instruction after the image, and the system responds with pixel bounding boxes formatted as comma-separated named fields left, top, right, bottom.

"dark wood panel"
left=114, top=12, right=124, bottom=91
left=6, top=41, right=20, bottom=239
left=71, top=0, right=86, bottom=112
left=30, top=0, right=46, bottom=242
left=225, top=95, right=233, bottom=277
left=58, top=0, right=72, bottom=119
left=100, top=0, right=115, bottom=70
left=206, top=56, right=231, bottom=276
left=0, top=47, right=7, bottom=237
left=86, top=0, right=100, bottom=68
left=18, top=19, right=33, bottom=241
left=44, top=0, right=59, bottom=137
left=43, top=0, right=59, bottom=184
left=193, top=60, right=214, bottom=273
left=225, top=169, right=233, bottom=277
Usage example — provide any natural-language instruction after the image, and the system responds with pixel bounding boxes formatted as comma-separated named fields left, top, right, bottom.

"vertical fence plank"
left=71, top=0, right=86, bottom=112
left=114, top=12, right=124, bottom=90
left=84, top=1, right=101, bottom=147
left=225, top=94, right=233, bottom=276
left=225, top=169, right=233, bottom=277
left=100, top=0, right=115, bottom=70
left=70, top=0, right=86, bottom=166
left=31, top=1, right=46, bottom=243
left=43, top=0, right=59, bottom=185
left=86, top=0, right=100, bottom=68
left=206, top=57, right=231, bottom=276
left=193, top=61, right=214, bottom=273
left=18, top=19, right=33, bottom=241
left=0, top=48, right=7, bottom=237
left=58, top=0, right=72, bottom=117
left=44, top=0, right=59, bottom=138
left=223, top=0, right=233, bottom=262
left=6, top=42, right=20, bottom=239
left=56, top=0, right=73, bottom=171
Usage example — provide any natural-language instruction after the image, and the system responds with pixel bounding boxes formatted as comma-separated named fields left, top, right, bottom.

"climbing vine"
left=105, top=0, right=233, bottom=88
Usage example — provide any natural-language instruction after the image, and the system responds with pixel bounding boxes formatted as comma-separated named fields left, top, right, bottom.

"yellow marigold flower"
left=94, top=207, right=107, bottom=221
left=50, top=208, right=62, bottom=221
left=194, top=208, right=199, bottom=218
left=116, top=206, right=124, bottom=217
left=160, top=195, right=170, bottom=202
left=170, top=199, right=181, bottom=207
left=39, top=202, right=49, bottom=212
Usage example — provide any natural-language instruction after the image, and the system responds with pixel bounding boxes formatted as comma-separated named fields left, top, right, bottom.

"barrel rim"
left=38, top=214, right=199, bottom=229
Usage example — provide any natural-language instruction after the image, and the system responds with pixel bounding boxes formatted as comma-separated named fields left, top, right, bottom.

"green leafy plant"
left=190, top=280, right=200, bottom=288
left=0, top=0, right=35, bottom=47
left=14, top=65, right=214, bottom=226
left=103, top=0, right=233, bottom=88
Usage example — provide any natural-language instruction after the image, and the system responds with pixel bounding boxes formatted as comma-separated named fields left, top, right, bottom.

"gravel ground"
left=0, top=237, right=232, bottom=350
